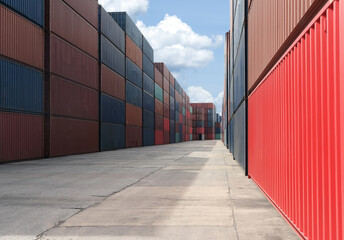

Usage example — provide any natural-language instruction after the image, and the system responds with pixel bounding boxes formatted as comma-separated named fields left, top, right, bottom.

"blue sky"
left=99, top=0, right=230, bottom=113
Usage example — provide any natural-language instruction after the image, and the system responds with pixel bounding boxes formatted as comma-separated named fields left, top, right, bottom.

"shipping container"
left=100, top=35, right=125, bottom=77
left=142, top=36, right=154, bottom=63
left=143, top=128, right=154, bottom=146
left=126, top=103, right=142, bottom=127
left=143, top=54, right=154, bottom=80
left=233, top=30, right=245, bottom=111
left=163, top=91, right=169, bottom=105
left=155, top=99, right=163, bottom=116
left=143, top=73, right=155, bottom=97
left=0, top=58, right=43, bottom=114
left=143, top=109, right=154, bottom=129
left=155, top=130, right=163, bottom=145
left=154, top=68, right=163, bottom=88
left=154, top=63, right=170, bottom=79
left=143, top=91, right=154, bottom=112
left=169, top=120, right=175, bottom=143
left=164, top=118, right=170, bottom=132
left=155, top=84, right=163, bottom=102
left=163, top=104, right=169, bottom=118
left=100, top=64, right=125, bottom=101
left=100, top=123, right=125, bottom=151
left=169, top=108, right=175, bottom=121
left=155, top=114, right=163, bottom=130
left=63, top=0, right=98, bottom=29
left=126, top=58, right=142, bottom=88
left=126, top=125, right=142, bottom=148
left=0, top=112, right=43, bottom=162
left=248, top=2, right=343, bottom=239
left=50, top=0, right=98, bottom=59
left=0, top=4, right=44, bottom=69
left=100, top=94, right=125, bottom=124
left=126, top=35, right=142, bottom=69
left=163, top=131, right=169, bottom=144
left=126, top=81, right=142, bottom=107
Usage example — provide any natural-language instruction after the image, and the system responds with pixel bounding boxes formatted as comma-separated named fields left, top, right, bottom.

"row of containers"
left=0, top=0, right=212, bottom=163
left=222, top=0, right=344, bottom=239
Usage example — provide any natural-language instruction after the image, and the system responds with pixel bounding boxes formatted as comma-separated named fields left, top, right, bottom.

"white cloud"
left=187, top=86, right=223, bottom=113
left=137, top=14, right=224, bottom=71
left=99, top=0, right=149, bottom=19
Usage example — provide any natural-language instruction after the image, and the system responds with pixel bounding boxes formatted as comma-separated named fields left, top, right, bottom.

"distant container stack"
left=190, top=103, right=216, bottom=140
left=215, top=114, right=221, bottom=140
left=0, top=0, right=44, bottom=162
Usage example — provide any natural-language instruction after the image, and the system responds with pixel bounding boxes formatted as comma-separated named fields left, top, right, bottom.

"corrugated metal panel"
left=101, top=64, right=125, bottom=101
left=143, top=109, right=154, bottom=129
left=143, top=128, right=154, bottom=146
left=155, top=129, right=163, bottom=145
left=155, top=83, right=163, bottom=102
left=99, top=6, right=125, bottom=53
left=51, top=34, right=99, bottom=89
left=248, top=0, right=327, bottom=92
left=126, top=103, right=142, bottom=127
left=126, top=81, right=142, bottom=108
left=100, top=123, right=125, bottom=151
left=0, top=112, right=43, bottom=162
left=110, top=12, right=142, bottom=50
left=49, top=117, right=98, bottom=157
left=100, top=94, right=125, bottom=124
left=126, top=35, right=142, bottom=69
left=143, top=73, right=154, bottom=96
left=142, top=36, right=154, bottom=63
left=100, top=35, right=125, bottom=77
left=0, top=58, right=43, bottom=114
left=154, top=67, right=163, bottom=87
left=143, top=54, right=154, bottom=80
left=63, top=0, right=98, bottom=29
left=143, top=91, right=154, bottom=112
left=155, top=99, right=163, bottom=116
left=0, top=5, right=44, bottom=69
left=50, top=76, right=98, bottom=120
left=50, top=0, right=98, bottom=59
left=248, top=2, right=342, bottom=239
left=1, top=0, right=44, bottom=27
left=126, top=126, right=142, bottom=148
left=126, top=58, right=142, bottom=88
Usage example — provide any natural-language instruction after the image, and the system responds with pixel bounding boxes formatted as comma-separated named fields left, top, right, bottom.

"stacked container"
left=169, top=72, right=176, bottom=143
left=111, top=12, right=143, bottom=148
left=98, top=7, right=126, bottom=151
left=0, top=1, right=44, bottom=162
left=191, top=103, right=216, bottom=140
left=44, top=0, right=99, bottom=157
left=185, top=96, right=192, bottom=141
left=215, top=114, right=221, bottom=140
left=174, top=81, right=184, bottom=142
left=153, top=66, right=164, bottom=145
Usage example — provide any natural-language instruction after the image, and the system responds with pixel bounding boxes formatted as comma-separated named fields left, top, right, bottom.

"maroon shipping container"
left=126, top=35, right=142, bottom=69
left=163, top=91, right=169, bottom=105
left=206, top=134, right=214, bottom=140
left=163, top=104, right=169, bottom=118
left=154, top=62, right=170, bottom=80
left=154, top=68, right=163, bottom=88
left=169, top=73, right=175, bottom=87
left=50, top=0, right=98, bottom=59
left=49, top=117, right=98, bottom=157
left=249, top=2, right=344, bottom=239
left=0, top=112, right=43, bottom=162
left=50, top=76, right=98, bottom=120
left=163, top=77, right=169, bottom=93
left=101, top=64, right=125, bottom=101
left=155, top=114, right=164, bottom=131
left=164, top=118, right=169, bottom=132
left=155, top=130, right=163, bottom=145
left=50, top=34, right=98, bottom=89
left=175, top=124, right=179, bottom=133
left=126, top=103, right=142, bottom=127
left=62, top=0, right=98, bottom=29
left=163, top=131, right=169, bottom=144
left=155, top=99, right=163, bottom=116
left=0, top=5, right=44, bottom=70
left=126, top=126, right=142, bottom=148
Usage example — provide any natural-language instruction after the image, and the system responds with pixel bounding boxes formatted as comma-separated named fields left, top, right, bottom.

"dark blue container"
left=143, top=109, right=154, bottom=129
left=101, top=94, right=125, bottom=124
left=207, top=121, right=214, bottom=127
left=126, top=58, right=142, bottom=88
left=233, top=30, right=245, bottom=111
left=109, top=12, right=142, bottom=49
left=169, top=120, right=175, bottom=143
left=215, top=128, right=221, bottom=134
left=0, top=58, right=43, bottom=114
left=100, top=123, right=125, bottom=151
left=142, top=54, right=154, bottom=80
left=99, top=6, right=125, bottom=53
left=1, top=0, right=44, bottom=27
left=169, top=96, right=175, bottom=110
left=143, top=73, right=154, bottom=96
left=169, top=84, right=175, bottom=98
left=142, top=36, right=154, bottom=63
left=233, top=101, right=246, bottom=172
left=101, top=35, right=125, bottom=77
left=169, top=109, right=175, bottom=121
left=126, top=81, right=142, bottom=107
left=143, top=128, right=154, bottom=146
left=175, top=111, right=179, bottom=123
left=175, top=101, right=179, bottom=113
left=143, top=91, right=154, bottom=112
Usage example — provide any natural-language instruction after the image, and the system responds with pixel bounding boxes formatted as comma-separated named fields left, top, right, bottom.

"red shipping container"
left=164, top=118, right=169, bottom=131
left=206, top=134, right=214, bottom=140
left=163, top=104, right=169, bottom=118
left=154, top=68, right=163, bottom=88
left=126, top=103, right=142, bottom=127
left=101, top=64, right=125, bottom=101
left=154, top=62, right=169, bottom=80
left=169, top=73, right=175, bottom=86
left=49, top=117, right=98, bottom=157
left=0, top=5, right=44, bottom=70
left=126, top=35, right=142, bottom=69
left=163, top=77, right=169, bottom=93
left=164, top=91, right=169, bottom=105
left=50, top=0, right=98, bottom=59
left=175, top=123, right=179, bottom=132
left=155, top=114, right=163, bottom=130
left=155, top=130, right=163, bottom=145
left=50, top=34, right=99, bottom=89
left=62, top=0, right=98, bottom=29
left=155, top=99, right=163, bottom=116
left=126, top=126, right=142, bottom=148
left=50, top=76, right=98, bottom=120
left=248, top=2, right=343, bottom=239
left=163, top=131, right=169, bottom=144
left=0, top=112, right=43, bottom=162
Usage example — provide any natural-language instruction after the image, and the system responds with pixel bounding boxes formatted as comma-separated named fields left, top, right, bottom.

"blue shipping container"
left=143, top=73, right=154, bottom=96
left=0, top=58, right=43, bottom=114
left=1, top=0, right=44, bottom=27
left=143, top=128, right=154, bottom=146
left=175, top=101, right=179, bottom=113
left=100, top=123, right=125, bottom=151
left=233, top=101, right=246, bottom=172
left=126, top=58, right=142, bottom=88
left=175, top=111, right=179, bottom=123
left=143, top=91, right=154, bottom=112
left=233, top=30, right=246, bottom=112
left=142, top=54, right=154, bottom=80
left=142, top=36, right=154, bottom=63
left=170, top=120, right=175, bottom=143
left=100, top=94, right=125, bottom=124
left=169, top=108, right=175, bottom=121
left=101, top=35, right=125, bottom=77
left=169, top=96, right=175, bottom=109
left=126, top=81, right=142, bottom=107
left=169, top=84, right=174, bottom=98
left=99, top=6, right=125, bottom=53
left=143, top=109, right=154, bottom=129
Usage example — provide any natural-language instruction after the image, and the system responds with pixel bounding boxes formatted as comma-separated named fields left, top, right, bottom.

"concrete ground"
left=0, top=140, right=299, bottom=240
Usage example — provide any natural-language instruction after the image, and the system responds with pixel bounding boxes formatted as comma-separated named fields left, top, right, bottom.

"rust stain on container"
left=126, top=103, right=142, bottom=127
left=126, top=35, right=142, bottom=69
left=101, top=64, right=125, bottom=101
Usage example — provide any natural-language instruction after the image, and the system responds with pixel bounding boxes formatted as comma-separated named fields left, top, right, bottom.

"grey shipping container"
left=142, top=36, right=154, bottom=63
left=142, top=54, right=154, bottom=80
left=143, top=91, right=154, bottom=112
left=100, top=94, right=125, bottom=124
left=143, top=73, right=154, bottom=96
left=143, top=128, right=154, bottom=146
left=233, top=30, right=245, bottom=111
left=233, top=101, right=246, bottom=173
left=126, top=81, right=142, bottom=107
left=126, top=58, right=142, bottom=88
left=100, top=35, right=125, bottom=77
left=143, top=110, right=154, bottom=129
left=100, top=123, right=125, bottom=151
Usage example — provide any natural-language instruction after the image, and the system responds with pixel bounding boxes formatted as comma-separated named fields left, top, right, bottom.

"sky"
left=98, top=0, right=230, bottom=114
